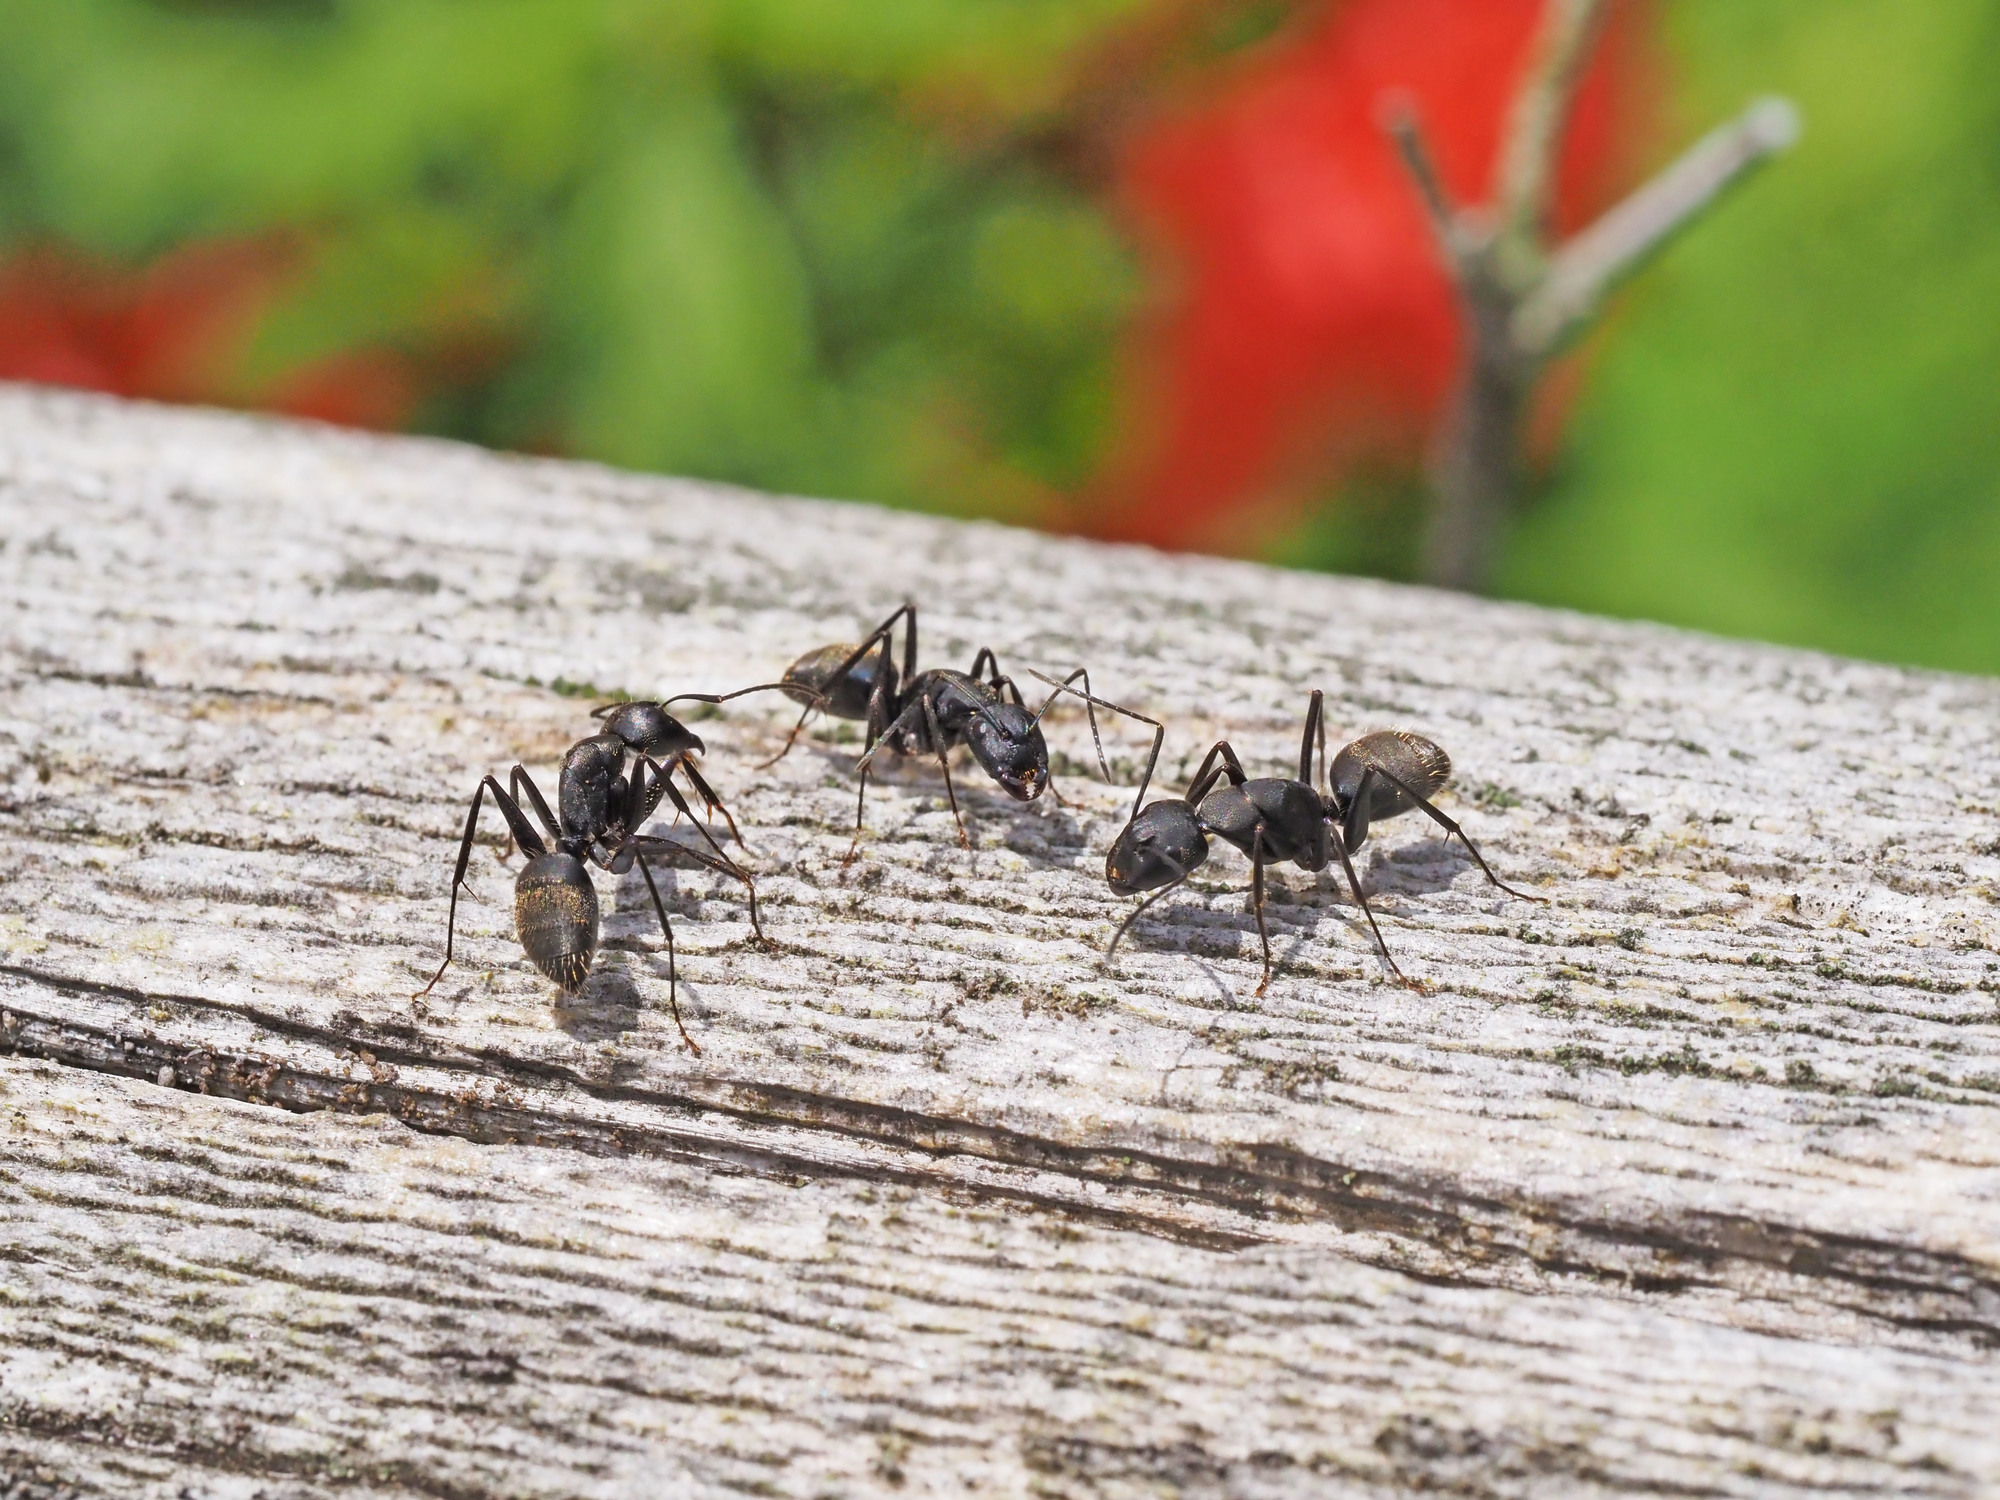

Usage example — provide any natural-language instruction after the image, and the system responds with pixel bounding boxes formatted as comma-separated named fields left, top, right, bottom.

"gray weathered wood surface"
left=1, top=385, right=1997, bottom=1498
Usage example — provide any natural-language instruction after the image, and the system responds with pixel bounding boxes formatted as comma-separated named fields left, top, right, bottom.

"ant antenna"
left=1026, top=670, right=1165, bottom=825
left=1024, top=667, right=1112, bottom=782
left=661, top=681, right=809, bottom=709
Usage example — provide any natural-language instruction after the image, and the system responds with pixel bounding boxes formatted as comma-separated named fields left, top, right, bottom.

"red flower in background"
left=1085, top=0, right=1650, bottom=553
left=0, top=240, right=292, bottom=403
left=0, top=238, right=420, bottom=430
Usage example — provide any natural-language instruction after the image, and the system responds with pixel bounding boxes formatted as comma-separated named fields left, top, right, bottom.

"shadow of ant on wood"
left=553, top=966, right=642, bottom=1042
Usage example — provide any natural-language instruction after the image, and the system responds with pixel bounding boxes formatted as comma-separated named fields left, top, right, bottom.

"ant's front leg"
left=919, top=689, right=969, bottom=847
left=633, top=755, right=737, bottom=870
left=1183, top=741, right=1252, bottom=805
left=646, top=774, right=764, bottom=942
left=676, top=757, right=748, bottom=852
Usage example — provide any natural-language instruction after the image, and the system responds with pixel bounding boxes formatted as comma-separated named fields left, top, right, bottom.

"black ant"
left=1041, top=677, right=1545, bottom=991
left=414, top=688, right=784, bottom=1053
left=761, top=604, right=1107, bottom=848
left=584, top=687, right=795, bottom=851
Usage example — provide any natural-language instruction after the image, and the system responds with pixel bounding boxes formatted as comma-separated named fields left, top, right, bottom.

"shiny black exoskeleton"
left=1055, top=683, right=1543, bottom=991
left=580, top=685, right=793, bottom=851
left=415, top=701, right=770, bottom=1052
left=763, top=604, right=1106, bottom=847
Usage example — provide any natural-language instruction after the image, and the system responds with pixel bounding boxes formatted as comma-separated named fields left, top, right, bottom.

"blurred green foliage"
left=1502, top=0, right=2000, bottom=674
left=0, top=0, right=1144, bottom=518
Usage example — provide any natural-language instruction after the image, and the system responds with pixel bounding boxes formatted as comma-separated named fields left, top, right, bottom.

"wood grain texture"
left=0, top=385, right=1997, bottom=1497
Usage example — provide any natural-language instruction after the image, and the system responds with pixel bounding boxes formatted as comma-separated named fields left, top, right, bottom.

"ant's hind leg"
left=756, top=701, right=818, bottom=771
left=1361, top=767, right=1545, bottom=904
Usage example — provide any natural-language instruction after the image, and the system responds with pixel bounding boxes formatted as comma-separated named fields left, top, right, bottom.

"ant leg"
left=677, top=758, right=748, bottom=852
left=416, top=777, right=547, bottom=999
left=918, top=690, right=969, bottom=847
left=755, top=702, right=819, bottom=771
left=843, top=649, right=910, bottom=855
left=504, top=764, right=563, bottom=860
left=967, top=646, right=1010, bottom=697
left=1298, top=690, right=1325, bottom=786
left=844, top=769, right=871, bottom=868
left=1184, top=741, right=1252, bottom=805
left=826, top=611, right=913, bottom=704
left=1107, top=873, right=1192, bottom=962
left=759, top=606, right=911, bottom=769
left=1358, top=766, right=1545, bottom=903
left=844, top=688, right=957, bottom=841
left=896, top=602, right=919, bottom=685
left=634, top=755, right=741, bottom=872
left=645, top=776, right=764, bottom=941
left=1326, top=827, right=1411, bottom=986
left=628, top=842, right=698, bottom=1055
left=1250, top=825, right=1274, bottom=996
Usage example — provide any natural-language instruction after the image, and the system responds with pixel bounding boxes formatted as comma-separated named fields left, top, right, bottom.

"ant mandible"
left=414, top=687, right=783, bottom=1053
left=1041, top=676, right=1545, bottom=992
left=760, top=604, right=1108, bottom=848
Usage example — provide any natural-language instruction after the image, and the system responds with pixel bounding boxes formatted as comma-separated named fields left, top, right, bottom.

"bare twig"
left=1515, top=97, right=1800, bottom=356
left=1385, top=0, right=1797, bottom=593
left=1494, top=0, right=1611, bottom=253
left=1382, top=97, right=1471, bottom=267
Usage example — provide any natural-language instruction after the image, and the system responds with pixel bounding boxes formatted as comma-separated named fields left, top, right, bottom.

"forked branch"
left=1385, top=0, right=1798, bottom=592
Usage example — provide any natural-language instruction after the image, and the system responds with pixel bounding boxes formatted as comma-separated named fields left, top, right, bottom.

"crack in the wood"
left=3, top=960, right=1995, bottom=1347
left=0, top=996, right=1257, bottom=1255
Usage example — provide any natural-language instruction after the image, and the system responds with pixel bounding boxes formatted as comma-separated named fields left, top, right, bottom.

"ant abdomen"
left=1330, top=730, right=1450, bottom=821
left=514, top=851, right=598, bottom=993
left=781, top=641, right=893, bottom=720
left=1107, top=799, right=1208, bottom=896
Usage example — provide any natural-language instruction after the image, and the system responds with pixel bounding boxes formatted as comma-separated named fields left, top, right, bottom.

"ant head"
left=597, top=701, right=704, bottom=763
left=1106, top=801, right=1208, bottom=895
left=964, top=701, right=1049, bottom=801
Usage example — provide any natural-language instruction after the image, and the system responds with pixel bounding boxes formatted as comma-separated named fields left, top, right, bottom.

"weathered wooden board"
left=1, top=385, right=1997, bottom=1496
